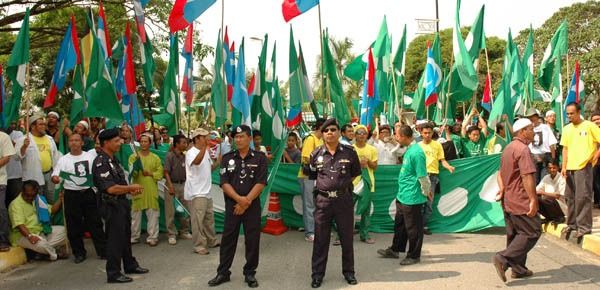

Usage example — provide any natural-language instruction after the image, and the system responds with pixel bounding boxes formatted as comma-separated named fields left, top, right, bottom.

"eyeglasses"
left=323, top=127, right=338, bottom=133
left=356, top=131, right=367, bottom=135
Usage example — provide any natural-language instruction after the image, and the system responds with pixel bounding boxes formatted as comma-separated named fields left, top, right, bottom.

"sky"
left=192, top=0, right=584, bottom=82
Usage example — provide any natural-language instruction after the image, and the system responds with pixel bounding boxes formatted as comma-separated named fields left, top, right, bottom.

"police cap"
left=232, top=125, right=252, bottom=137
left=98, top=128, right=120, bottom=142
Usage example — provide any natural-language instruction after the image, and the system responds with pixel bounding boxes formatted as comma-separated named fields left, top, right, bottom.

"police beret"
left=98, top=128, right=120, bottom=142
left=320, top=118, right=339, bottom=132
left=232, top=125, right=252, bottom=137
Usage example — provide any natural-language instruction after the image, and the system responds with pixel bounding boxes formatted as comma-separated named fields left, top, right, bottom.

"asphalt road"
left=2, top=228, right=600, bottom=290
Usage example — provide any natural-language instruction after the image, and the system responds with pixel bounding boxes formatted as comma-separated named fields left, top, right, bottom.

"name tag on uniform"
left=247, top=164, right=258, bottom=168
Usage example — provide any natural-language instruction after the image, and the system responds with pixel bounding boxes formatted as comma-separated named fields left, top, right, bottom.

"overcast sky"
left=192, top=0, right=583, bottom=82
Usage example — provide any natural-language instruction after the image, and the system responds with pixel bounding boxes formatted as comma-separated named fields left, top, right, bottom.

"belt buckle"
left=327, top=191, right=338, bottom=198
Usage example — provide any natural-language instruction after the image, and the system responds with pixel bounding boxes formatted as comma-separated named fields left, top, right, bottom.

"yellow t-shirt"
left=33, top=135, right=52, bottom=172
left=298, top=134, right=323, bottom=178
left=560, top=120, right=600, bottom=170
left=352, top=144, right=378, bottom=192
left=418, top=140, right=445, bottom=174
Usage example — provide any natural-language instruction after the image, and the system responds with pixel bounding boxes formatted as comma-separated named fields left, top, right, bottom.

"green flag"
left=448, top=0, right=479, bottom=102
left=298, top=42, right=320, bottom=120
left=140, top=31, right=157, bottom=92
left=388, top=24, right=407, bottom=125
left=323, top=31, right=351, bottom=126
left=155, top=33, right=179, bottom=135
left=373, top=16, right=390, bottom=102
left=85, top=14, right=124, bottom=125
left=270, top=45, right=287, bottom=153
left=251, top=34, right=268, bottom=129
left=288, top=26, right=304, bottom=109
left=521, top=25, right=535, bottom=105
left=70, top=62, right=85, bottom=126
left=538, top=20, right=568, bottom=91
left=551, top=58, right=564, bottom=134
left=59, top=171, right=93, bottom=187
left=4, top=8, right=30, bottom=129
left=211, top=29, right=227, bottom=130
left=488, top=74, right=514, bottom=131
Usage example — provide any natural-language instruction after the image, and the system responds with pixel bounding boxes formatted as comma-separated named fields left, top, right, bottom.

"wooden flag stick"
left=390, top=61, right=402, bottom=121
left=444, top=53, right=456, bottom=121
left=484, top=48, right=493, bottom=107
left=220, top=0, right=226, bottom=138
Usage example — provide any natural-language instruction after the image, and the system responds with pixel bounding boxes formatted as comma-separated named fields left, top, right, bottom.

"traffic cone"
left=262, top=192, right=288, bottom=235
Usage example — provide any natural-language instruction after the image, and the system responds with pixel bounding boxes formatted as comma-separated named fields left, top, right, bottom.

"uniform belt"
left=315, top=189, right=348, bottom=198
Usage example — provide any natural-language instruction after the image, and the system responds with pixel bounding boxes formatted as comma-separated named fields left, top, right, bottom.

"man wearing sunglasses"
left=305, top=118, right=361, bottom=288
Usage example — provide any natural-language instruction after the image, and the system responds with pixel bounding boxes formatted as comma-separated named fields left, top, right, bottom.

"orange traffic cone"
left=262, top=192, right=288, bottom=235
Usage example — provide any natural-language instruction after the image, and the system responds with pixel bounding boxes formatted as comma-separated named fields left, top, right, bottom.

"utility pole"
left=435, top=0, right=440, bottom=33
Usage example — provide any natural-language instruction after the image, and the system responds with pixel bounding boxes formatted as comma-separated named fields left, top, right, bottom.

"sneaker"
left=168, top=237, right=177, bottom=245
left=297, top=227, right=305, bottom=232
left=305, top=235, right=315, bottom=242
left=180, top=232, right=193, bottom=240
left=377, top=247, right=399, bottom=259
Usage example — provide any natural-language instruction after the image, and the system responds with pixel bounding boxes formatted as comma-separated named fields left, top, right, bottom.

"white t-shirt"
left=52, top=151, right=96, bottom=190
left=6, top=130, right=23, bottom=180
left=529, top=124, right=557, bottom=155
left=536, top=173, right=567, bottom=214
left=184, top=146, right=212, bottom=200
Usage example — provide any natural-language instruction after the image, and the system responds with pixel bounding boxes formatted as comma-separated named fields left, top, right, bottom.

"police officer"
left=208, top=125, right=268, bottom=288
left=92, top=128, right=149, bottom=283
left=306, top=118, right=361, bottom=288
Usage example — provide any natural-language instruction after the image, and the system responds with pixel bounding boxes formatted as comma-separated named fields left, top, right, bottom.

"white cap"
left=77, top=120, right=89, bottom=130
left=48, top=111, right=60, bottom=119
left=416, top=120, right=428, bottom=126
left=513, top=118, right=532, bottom=133
left=545, top=110, right=556, bottom=117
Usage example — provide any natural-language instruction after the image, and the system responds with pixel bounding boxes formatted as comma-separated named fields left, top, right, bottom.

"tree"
left=514, top=0, right=600, bottom=115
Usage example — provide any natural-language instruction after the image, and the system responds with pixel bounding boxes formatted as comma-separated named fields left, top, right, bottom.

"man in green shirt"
left=486, top=114, right=513, bottom=154
left=461, top=108, right=488, bottom=158
left=377, top=124, right=431, bottom=266
left=9, top=180, right=67, bottom=260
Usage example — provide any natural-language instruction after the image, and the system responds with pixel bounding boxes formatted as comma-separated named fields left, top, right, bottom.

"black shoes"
left=399, top=257, right=420, bottom=265
left=74, top=255, right=86, bottom=264
left=423, top=229, right=432, bottom=235
left=377, top=247, right=399, bottom=259
left=125, top=266, right=149, bottom=274
left=344, top=274, right=358, bottom=285
left=107, top=274, right=133, bottom=283
left=311, top=278, right=322, bottom=288
left=244, top=275, right=259, bottom=288
left=208, top=274, right=231, bottom=287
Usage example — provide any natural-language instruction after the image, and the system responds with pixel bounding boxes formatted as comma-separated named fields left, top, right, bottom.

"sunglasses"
left=323, top=127, right=338, bottom=133
left=356, top=131, right=367, bottom=135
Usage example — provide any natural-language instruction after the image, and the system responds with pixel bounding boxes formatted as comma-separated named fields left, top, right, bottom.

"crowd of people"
left=0, top=101, right=599, bottom=287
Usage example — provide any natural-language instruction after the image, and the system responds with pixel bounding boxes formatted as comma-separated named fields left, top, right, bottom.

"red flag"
left=124, top=23, right=137, bottom=95
left=248, top=73, right=255, bottom=97
left=483, top=75, right=491, bottom=104
left=367, top=46, right=375, bottom=98
left=575, top=61, right=580, bottom=103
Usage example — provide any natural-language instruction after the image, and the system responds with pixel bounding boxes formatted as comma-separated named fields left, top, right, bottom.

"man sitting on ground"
left=8, top=180, right=67, bottom=260
left=536, top=159, right=566, bottom=225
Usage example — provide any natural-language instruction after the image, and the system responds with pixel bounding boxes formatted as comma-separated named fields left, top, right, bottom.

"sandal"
left=0, top=245, right=10, bottom=252
left=362, top=238, right=375, bottom=244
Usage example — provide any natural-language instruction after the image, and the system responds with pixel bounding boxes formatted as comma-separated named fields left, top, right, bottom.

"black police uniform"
left=216, top=148, right=268, bottom=277
left=306, top=142, right=361, bottom=281
left=92, top=150, right=140, bottom=280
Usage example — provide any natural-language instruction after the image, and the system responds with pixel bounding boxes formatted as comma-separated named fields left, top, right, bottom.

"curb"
left=542, top=223, right=600, bottom=257
left=0, top=246, right=27, bottom=271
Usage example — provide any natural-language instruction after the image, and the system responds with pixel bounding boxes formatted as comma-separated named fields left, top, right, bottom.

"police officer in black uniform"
left=306, top=118, right=361, bottom=288
left=208, top=125, right=268, bottom=288
left=92, top=128, right=149, bottom=283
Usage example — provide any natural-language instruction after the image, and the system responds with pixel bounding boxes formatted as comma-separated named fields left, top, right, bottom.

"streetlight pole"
left=435, top=0, right=440, bottom=33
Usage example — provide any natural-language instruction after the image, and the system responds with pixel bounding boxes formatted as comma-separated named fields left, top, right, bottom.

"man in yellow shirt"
left=352, top=125, right=378, bottom=244
left=419, top=123, right=455, bottom=235
left=560, top=102, right=600, bottom=239
left=298, top=118, right=325, bottom=242
left=15, top=114, right=61, bottom=204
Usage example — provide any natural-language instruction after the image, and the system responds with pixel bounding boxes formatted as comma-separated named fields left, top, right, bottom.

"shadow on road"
left=506, top=264, right=600, bottom=287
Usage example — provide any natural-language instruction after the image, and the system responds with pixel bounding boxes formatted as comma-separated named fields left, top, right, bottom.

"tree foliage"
left=514, top=0, right=600, bottom=114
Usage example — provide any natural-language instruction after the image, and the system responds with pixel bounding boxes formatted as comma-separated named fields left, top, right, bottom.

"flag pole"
left=444, top=53, right=455, bottom=121
left=24, top=63, right=31, bottom=136
left=296, top=59, right=311, bottom=129
left=326, top=74, right=332, bottom=117
left=318, top=4, right=325, bottom=118
left=220, top=0, right=227, bottom=140
left=390, top=62, right=402, bottom=121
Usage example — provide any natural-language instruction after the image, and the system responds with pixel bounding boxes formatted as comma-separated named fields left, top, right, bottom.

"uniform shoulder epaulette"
left=342, top=143, right=356, bottom=151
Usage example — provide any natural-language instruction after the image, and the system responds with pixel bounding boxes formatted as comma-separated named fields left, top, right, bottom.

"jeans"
left=299, top=178, right=316, bottom=237
left=423, top=174, right=439, bottom=230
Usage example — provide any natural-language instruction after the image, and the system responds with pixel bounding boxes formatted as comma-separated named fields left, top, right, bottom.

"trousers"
left=104, top=198, right=139, bottom=280
left=299, top=178, right=316, bottom=237
left=537, top=195, right=564, bottom=221
left=217, top=199, right=261, bottom=276
left=164, top=183, right=191, bottom=238
left=63, top=188, right=106, bottom=258
left=391, top=200, right=424, bottom=259
left=496, top=211, right=541, bottom=275
left=131, top=208, right=160, bottom=243
left=312, top=193, right=354, bottom=280
left=17, top=225, right=67, bottom=260
left=565, top=164, right=594, bottom=234
left=423, top=174, right=439, bottom=229
left=190, top=196, right=218, bottom=252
